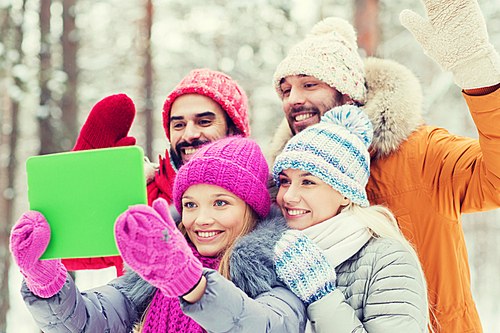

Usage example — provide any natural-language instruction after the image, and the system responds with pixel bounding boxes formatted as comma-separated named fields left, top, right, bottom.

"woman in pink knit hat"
left=10, top=136, right=336, bottom=332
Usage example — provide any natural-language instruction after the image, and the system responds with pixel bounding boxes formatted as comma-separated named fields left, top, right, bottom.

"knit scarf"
left=302, top=212, right=372, bottom=268
left=142, top=243, right=220, bottom=333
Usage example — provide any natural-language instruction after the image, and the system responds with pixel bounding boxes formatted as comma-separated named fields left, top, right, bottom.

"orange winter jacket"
left=366, top=84, right=500, bottom=332
left=268, top=57, right=500, bottom=332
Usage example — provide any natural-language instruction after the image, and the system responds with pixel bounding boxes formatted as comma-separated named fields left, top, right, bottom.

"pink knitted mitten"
left=9, top=211, right=67, bottom=298
left=115, top=198, right=203, bottom=297
left=72, top=94, right=136, bottom=151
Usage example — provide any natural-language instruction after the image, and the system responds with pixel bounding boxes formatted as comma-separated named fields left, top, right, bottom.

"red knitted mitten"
left=72, top=94, right=136, bottom=151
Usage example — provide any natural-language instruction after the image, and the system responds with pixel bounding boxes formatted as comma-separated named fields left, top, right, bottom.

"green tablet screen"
left=26, top=146, right=147, bottom=260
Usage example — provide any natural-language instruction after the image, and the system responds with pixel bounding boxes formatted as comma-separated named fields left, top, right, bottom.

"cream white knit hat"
left=273, top=17, right=366, bottom=104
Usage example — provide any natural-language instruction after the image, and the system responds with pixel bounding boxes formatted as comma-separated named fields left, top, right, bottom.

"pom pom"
left=310, top=17, right=358, bottom=50
left=321, top=105, right=373, bottom=149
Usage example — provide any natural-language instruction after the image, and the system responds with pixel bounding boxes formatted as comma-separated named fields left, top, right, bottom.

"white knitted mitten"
left=400, top=0, right=500, bottom=89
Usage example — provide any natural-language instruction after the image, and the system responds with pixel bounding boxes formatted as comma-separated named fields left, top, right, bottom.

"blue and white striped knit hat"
left=273, top=105, right=373, bottom=207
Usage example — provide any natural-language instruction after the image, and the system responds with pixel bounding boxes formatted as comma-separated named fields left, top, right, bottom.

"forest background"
left=1, top=0, right=499, bottom=332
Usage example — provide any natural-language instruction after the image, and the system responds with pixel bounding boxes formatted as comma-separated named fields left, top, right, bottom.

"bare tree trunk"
left=354, top=0, right=380, bottom=57
left=61, top=0, right=79, bottom=150
left=38, top=0, right=57, bottom=155
left=59, top=0, right=79, bottom=288
left=0, top=1, right=26, bottom=329
left=39, top=0, right=51, bottom=117
left=143, top=0, right=154, bottom=160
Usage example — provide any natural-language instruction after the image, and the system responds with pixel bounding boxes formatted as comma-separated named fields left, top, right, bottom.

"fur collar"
left=363, top=57, right=424, bottom=158
left=230, top=205, right=289, bottom=298
left=120, top=267, right=157, bottom=314
left=266, top=57, right=424, bottom=162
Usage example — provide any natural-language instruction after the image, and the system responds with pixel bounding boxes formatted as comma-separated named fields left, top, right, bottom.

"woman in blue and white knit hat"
left=272, top=105, right=432, bottom=332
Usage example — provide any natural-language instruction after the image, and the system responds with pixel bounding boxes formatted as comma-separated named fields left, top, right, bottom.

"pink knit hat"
left=173, top=136, right=270, bottom=219
left=163, top=69, right=250, bottom=139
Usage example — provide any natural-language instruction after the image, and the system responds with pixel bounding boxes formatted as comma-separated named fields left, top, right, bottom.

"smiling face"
left=181, top=183, right=247, bottom=257
left=276, top=168, right=350, bottom=230
left=169, top=94, right=231, bottom=167
left=280, top=75, right=351, bottom=134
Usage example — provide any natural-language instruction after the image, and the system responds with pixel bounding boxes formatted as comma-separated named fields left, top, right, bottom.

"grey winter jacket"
left=232, top=214, right=428, bottom=333
left=307, top=238, right=428, bottom=333
left=20, top=208, right=306, bottom=333
left=21, top=270, right=306, bottom=333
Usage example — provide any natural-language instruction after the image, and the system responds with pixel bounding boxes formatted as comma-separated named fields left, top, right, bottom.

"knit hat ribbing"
left=174, top=136, right=270, bottom=219
left=273, top=17, right=366, bottom=104
left=163, top=68, right=250, bottom=139
left=273, top=105, right=372, bottom=207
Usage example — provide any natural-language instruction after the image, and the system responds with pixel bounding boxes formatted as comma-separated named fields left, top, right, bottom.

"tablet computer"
left=26, top=146, right=147, bottom=260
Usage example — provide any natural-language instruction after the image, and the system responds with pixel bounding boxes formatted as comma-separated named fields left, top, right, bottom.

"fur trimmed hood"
left=267, top=57, right=424, bottom=162
left=230, top=205, right=289, bottom=298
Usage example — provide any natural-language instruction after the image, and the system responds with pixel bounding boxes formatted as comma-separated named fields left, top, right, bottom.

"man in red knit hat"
left=148, top=68, right=250, bottom=206
left=62, top=68, right=251, bottom=276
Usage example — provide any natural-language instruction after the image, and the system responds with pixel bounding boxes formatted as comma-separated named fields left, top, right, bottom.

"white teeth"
left=287, top=209, right=308, bottom=216
left=184, top=148, right=199, bottom=155
left=198, top=231, right=218, bottom=238
left=295, top=113, right=314, bottom=122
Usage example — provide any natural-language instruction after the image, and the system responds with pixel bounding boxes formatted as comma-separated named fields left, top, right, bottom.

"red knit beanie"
left=162, top=69, right=250, bottom=139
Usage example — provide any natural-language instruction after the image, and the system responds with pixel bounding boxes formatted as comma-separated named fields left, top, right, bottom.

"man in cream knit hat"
left=273, top=17, right=367, bottom=136
left=270, top=0, right=500, bottom=332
